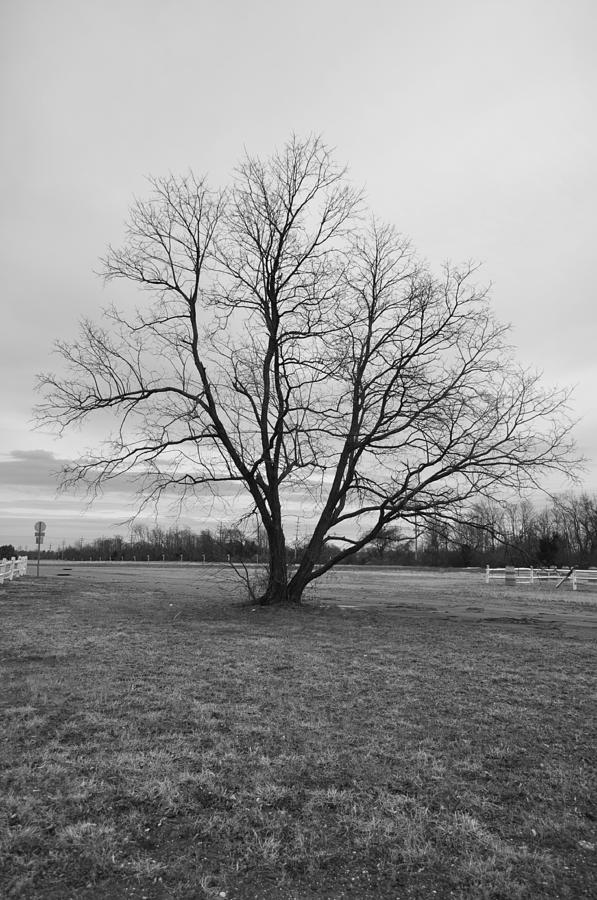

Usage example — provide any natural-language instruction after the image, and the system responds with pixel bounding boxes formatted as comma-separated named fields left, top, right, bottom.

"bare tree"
left=552, top=492, right=597, bottom=562
left=371, top=526, right=403, bottom=560
left=37, top=136, right=579, bottom=603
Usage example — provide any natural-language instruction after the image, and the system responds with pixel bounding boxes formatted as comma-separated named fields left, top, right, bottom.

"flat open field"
left=1, top=565, right=596, bottom=899
left=30, top=560, right=597, bottom=635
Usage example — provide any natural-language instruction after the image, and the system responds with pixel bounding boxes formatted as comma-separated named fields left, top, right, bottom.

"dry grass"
left=1, top=568, right=595, bottom=898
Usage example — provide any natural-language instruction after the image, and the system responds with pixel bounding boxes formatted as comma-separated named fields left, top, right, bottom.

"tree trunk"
left=258, top=526, right=290, bottom=604
left=287, top=568, right=311, bottom=605
left=287, top=540, right=322, bottom=604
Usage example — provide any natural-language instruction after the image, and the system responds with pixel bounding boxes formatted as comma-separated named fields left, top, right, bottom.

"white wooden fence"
left=485, top=565, right=597, bottom=590
left=0, top=556, right=28, bottom=584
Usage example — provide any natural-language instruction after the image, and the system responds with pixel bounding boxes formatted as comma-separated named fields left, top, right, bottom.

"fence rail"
left=0, top=556, right=28, bottom=584
left=485, top=565, right=597, bottom=590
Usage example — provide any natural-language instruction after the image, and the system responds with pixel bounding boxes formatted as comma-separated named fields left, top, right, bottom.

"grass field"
left=1, top=564, right=596, bottom=899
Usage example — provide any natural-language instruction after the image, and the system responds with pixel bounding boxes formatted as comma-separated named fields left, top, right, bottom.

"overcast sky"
left=1, top=0, right=595, bottom=550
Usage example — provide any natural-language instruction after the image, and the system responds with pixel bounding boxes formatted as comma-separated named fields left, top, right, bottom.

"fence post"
left=530, top=566, right=534, bottom=583
left=572, top=570, right=577, bottom=591
left=485, top=565, right=490, bottom=584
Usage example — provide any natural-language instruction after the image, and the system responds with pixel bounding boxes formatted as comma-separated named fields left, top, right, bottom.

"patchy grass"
left=0, top=573, right=596, bottom=899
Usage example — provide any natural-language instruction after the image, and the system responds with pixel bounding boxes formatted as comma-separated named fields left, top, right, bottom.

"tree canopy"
left=37, top=136, right=578, bottom=603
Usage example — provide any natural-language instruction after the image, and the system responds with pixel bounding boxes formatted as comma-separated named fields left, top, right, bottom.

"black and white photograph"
left=1, top=2, right=595, bottom=897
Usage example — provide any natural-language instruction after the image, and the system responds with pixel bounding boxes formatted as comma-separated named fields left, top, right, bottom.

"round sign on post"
left=34, top=521, right=47, bottom=577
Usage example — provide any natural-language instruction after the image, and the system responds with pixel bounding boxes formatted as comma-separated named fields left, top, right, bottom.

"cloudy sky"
left=1, top=0, right=595, bottom=550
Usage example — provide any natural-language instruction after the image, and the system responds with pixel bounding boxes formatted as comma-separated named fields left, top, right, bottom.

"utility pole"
left=414, top=513, right=418, bottom=561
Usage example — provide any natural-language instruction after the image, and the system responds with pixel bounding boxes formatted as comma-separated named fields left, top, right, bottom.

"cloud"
left=0, top=448, right=134, bottom=547
left=0, top=445, right=320, bottom=549
left=0, top=449, right=67, bottom=489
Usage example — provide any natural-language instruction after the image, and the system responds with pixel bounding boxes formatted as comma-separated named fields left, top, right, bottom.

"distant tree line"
left=33, top=525, right=259, bottom=563
left=402, top=493, right=597, bottom=568
left=19, top=493, right=597, bottom=568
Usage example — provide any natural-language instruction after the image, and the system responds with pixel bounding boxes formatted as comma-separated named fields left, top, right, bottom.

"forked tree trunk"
left=258, top=518, right=325, bottom=605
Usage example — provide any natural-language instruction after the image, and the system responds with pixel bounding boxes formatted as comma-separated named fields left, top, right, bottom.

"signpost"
left=34, top=521, right=46, bottom=576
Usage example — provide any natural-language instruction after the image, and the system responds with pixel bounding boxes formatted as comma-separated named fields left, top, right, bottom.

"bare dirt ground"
left=33, top=560, right=597, bottom=638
